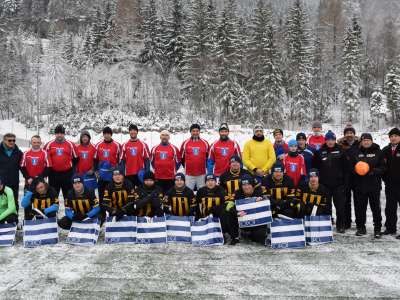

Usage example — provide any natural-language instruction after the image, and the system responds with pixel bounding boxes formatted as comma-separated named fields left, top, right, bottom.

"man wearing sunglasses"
left=0, top=133, right=23, bottom=213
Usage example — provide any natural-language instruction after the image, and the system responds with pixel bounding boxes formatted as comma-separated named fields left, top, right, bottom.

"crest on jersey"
left=81, top=151, right=88, bottom=159
left=192, top=147, right=200, bottom=156
left=103, top=149, right=110, bottom=158
left=31, top=157, right=38, bottom=166
left=290, top=163, right=297, bottom=172
left=220, top=148, right=229, bottom=156
left=160, top=151, right=167, bottom=160
left=130, top=147, right=137, bottom=156
left=56, top=148, right=63, bottom=156
left=315, top=144, right=321, bottom=150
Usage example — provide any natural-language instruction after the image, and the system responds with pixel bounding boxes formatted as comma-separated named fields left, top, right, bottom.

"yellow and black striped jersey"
left=134, top=185, right=164, bottom=217
left=196, top=186, right=227, bottom=217
left=32, top=187, right=59, bottom=212
left=263, top=174, right=296, bottom=202
left=164, top=186, right=196, bottom=216
left=65, top=188, right=99, bottom=215
left=297, top=183, right=332, bottom=216
left=103, top=180, right=135, bottom=211
left=220, top=169, right=253, bottom=201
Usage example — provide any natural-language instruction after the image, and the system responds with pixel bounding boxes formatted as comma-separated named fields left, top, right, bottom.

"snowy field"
left=0, top=119, right=399, bottom=299
left=1, top=192, right=400, bottom=299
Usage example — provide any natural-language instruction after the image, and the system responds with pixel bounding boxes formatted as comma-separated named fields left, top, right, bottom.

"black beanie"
left=388, top=128, right=400, bottom=137
left=143, top=171, right=155, bottom=181
left=296, top=132, right=307, bottom=141
left=190, top=124, right=201, bottom=132
left=360, top=133, right=373, bottom=141
left=343, top=123, right=356, bottom=135
left=54, top=124, right=65, bottom=134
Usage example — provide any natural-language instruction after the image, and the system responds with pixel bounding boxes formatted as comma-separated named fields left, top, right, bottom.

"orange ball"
left=355, top=161, right=370, bottom=176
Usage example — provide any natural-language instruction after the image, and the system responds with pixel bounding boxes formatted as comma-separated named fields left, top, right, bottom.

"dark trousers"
left=220, top=209, right=239, bottom=239
left=0, top=213, right=18, bottom=224
left=384, top=186, right=400, bottom=233
left=156, top=179, right=174, bottom=194
left=49, top=169, right=73, bottom=199
left=98, top=179, right=110, bottom=201
left=354, top=189, right=382, bottom=230
left=326, top=185, right=346, bottom=229
left=9, top=184, right=19, bottom=213
left=242, top=225, right=267, bottom=245
left=126, top=175, right=142, bottom=188
left=344, top=183, right=355, bottom=227
left=135, top=194, right=163, bottom=217
left=58, top=216, right=73, bottom=230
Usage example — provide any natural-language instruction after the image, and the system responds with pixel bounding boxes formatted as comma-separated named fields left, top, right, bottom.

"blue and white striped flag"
left=166, top=215, right=192, bottom=243
left=191, top=216, right=224, bottom=246
left=270, top=218, right=305, bottom=249
left=304, top=215, right=333, bottom=245
left=66, top=218, right=101, bottom=246
left=23, top=217, right=59, bottom=248
left=235, top=197, right=272, bottom=228
left=105, top=216, right=137, bottom=244
left=137, top=216, right=167, bottom=244
left=0, top=223, right=17, bottom=247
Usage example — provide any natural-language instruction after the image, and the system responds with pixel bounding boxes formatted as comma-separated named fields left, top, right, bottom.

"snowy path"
left=1, top=194, right=400, bottom=299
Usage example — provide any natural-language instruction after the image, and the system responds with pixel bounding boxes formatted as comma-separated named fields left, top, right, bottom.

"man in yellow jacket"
left=243, top=125, right=276, bottom=180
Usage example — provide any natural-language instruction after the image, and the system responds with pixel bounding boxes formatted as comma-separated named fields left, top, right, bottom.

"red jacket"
left=44, top=139, right=77, bottom=172
left=20, top=149, right=50, bottom=178
left=120, top=139, right=150, bottom=176
left=283, top=153, right=306, bottom=187
left=75, top=143, right=96, bottom=175
left=307, top=135, right=325, bottom=151
left=180, top=138, right=209, bottom=176
left=95, top=140, right=121, bottom=167
left=151, top=143, right=181, bottom=180
left=208, top=139, right=241, bottom=176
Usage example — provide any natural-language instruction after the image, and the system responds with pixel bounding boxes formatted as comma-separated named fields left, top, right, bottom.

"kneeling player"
left=0, top=178, right=18, bottom=224
left=134, top=171, right=164, bottom=217
left=102, top=168, right=135, bottom=220
left=234, top=175, right=266, bottom=245
left=58, top=175, right=100, bottom=229
left=21, top=177, right=59, bottom=219
left=297, top=169, right=331, bottom=217
left=220, top=155, right=252, bottom=201
left=163, top=173, right=196, bottom=216
left=263, top=162, right=301, bottom=218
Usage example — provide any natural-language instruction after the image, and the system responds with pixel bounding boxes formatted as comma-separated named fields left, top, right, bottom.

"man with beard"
left=220, top=155, right=252, bottom=201
left=163, top=173, right=196, bottom=216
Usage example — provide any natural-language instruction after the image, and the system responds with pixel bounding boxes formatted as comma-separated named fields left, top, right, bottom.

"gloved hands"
left=225, top=201, right=235, bottom=212
left=163, top=206, right=171, bottom=214
left=44, top=204, right=58, bottom=216
left=21, top=191, right=33, bottom=209
left=65, top=208, right=75, bottom=220
left=86, top=206, right=100, bottom=219
left=73, top=211, right=86, bottom=221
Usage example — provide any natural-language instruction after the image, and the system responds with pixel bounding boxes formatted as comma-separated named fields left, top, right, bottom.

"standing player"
left=282, top=140, right=306, bottom=187
left=44, top=124, right=77, bottom=199
left=207, top=123, right=241, bottom=178
left=75, top=130, right=96, bottom=176
left=307, top=121, right=325, bottom=151
left=21, top=135, right=50, bottom=189
left=120, top=124, right=150, bottom=188
left=95, top=126, right=121, bottom=200
left=180, top=124, right=209, bottom=190
left=151, top=130, right=181, bottom=193
left=272, top=128, right=288, bottom=160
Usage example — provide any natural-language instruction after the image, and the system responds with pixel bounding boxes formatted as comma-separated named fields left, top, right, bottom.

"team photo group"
left=0, top=120, right=399, bottom=248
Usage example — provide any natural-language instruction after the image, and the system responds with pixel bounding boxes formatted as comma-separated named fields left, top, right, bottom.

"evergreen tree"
left=341, top=23, right=361, bottom=122
left=285, top=0, right=314, bottom=126
left=369, top=89, right=387, bottom=129
left=384, top=60, right=400, bottom=124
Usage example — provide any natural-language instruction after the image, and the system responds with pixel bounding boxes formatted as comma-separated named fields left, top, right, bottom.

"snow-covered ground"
left=0, top=119, right=399, bottom=299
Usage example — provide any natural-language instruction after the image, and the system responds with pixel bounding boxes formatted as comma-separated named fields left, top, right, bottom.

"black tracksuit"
left=382, top=143, right=400, bottom=233
left=0, top=143, right=22, bottom=210
left=313, top=144, right=349, bottom=229
left=350, top=143, right=385, bottom=231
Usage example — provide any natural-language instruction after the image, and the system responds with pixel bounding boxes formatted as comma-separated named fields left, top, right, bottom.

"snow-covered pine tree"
left=341, top=22, right=361, bottom=122
left=369, top=89, right=387, bottom=129
left=285, top=0, right=314, bottom=127
left=0, top=0, right=19, bottom=17
left=248, top=1, right=283, bottom=127
left=384, top=60, right=400, bottom=124
left=215, top=0, right=249, bottom=123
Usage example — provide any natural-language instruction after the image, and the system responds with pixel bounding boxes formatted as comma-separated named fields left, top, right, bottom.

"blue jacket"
left=298, top=145, right=315, bottom=175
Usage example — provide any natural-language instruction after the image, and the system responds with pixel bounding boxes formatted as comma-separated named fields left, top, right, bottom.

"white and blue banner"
left=105, top=216, right=137, bottom=244
left=66, top=218, right=101, bottom=246
left=0, top=223, right=17, bottom=247
left=166, top=215, right=192, bottom=244
left=235, top=197, right=273, bottom=228
left=137, top=216, right=167, bottom=244
left=191, top=216, right=224, bottom=246
left=270, top=218, right=306, bottom=249
left=304, top=215, right=333, bottom=245
left=23, top=217, right=59, bottom=248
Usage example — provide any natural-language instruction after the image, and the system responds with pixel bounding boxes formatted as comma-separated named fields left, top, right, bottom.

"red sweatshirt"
left=75, top=143, right=96, bottom=175
left=283, top=153, right=306, bottom=187
left=95, top=140, right=121, bottom=167
left=151, top=143, right=181, bottom=180
left=44, top=139, right=77, bottom=172
left=120, top=139, right=150, bottom=176
left=20, top=149, right=50, bottom=178
left=208, top=139, right=241, bottom=176
left=307, top=135, right=325, bottom=151
left=180, top=138, right=209, bottom=176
